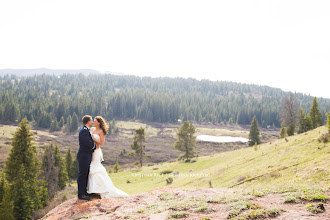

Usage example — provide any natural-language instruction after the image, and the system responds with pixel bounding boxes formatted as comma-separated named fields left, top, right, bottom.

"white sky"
left=0, top=0, right=329, bottom=98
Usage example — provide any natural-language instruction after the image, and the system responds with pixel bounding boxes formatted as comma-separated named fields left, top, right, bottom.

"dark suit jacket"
left=78, top=125, right=95, bottom=152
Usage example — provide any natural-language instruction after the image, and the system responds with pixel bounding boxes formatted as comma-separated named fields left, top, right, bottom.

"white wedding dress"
left=87, top=133, right=129, bottom=198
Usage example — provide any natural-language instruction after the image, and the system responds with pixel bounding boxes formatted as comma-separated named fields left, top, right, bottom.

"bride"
left=88, top=116, right=129, bottom=198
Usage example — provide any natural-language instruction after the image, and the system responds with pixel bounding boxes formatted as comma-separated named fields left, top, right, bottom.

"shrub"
left=266, top=207, right=285, bottom=217
left=299, top=189, right=328, bottom=202
left=306, top=204, right=325, bottom=213
left=248, top=209, right=265, bottom=219
left=318, top=133, right=329, bottom=143
left=284, top=196, right=296, bottom=203
left=170, top=211, right=189, bottom=218
left=193, top=206, right=209, bottom=212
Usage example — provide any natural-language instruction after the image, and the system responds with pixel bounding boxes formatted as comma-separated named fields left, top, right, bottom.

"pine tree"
left=309, top=97, right=323, bottom=129
left=0, top=170, right=4, bottom=203
left=174, top=121, right=197, bottom=160
left=54, top=145, right=68, bottom=190
left=297, top=107, right=307, bottom=134
left=59, top=116, right=65, bottom=128
left=41, top=144, right=58, bottom=199
left=65, top=147, right=74, bottom=180
left=66, top=115, right=72, bottom=127
left=248, top=116, right=260, bottom=146
left=50, top=118, right=59, bottom=132
left=129, top=127, right=148, bottom=167
left=287, top=122, right=295, bottom=136
left=5, top=118, right=41, bottom=216
left=12, top=165, right=35, bottom=219
left=71, top=158, right=79, bottom=180
left=38, top=178, right=49, bottom=209
left=0, top=182, right=14, bottom=220
left=305, top=114, right=313, bottom=131
left=113, top=161, right=120, bottom=173
left=69, top=112, right=79, bottom=132
left=327, top=113, right=330, bottom=133
left=280, top=120, right=287, bottom=138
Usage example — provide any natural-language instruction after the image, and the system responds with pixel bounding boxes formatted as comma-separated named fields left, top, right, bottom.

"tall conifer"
left=5, top=118, right=40, bottom=218
left=54, top=146, right=68, bottom=190
left=248, top=116, right=260, bottom=146
left=297, top=107, right=307, bottom=134
left=65, top=147, right=74, bottom=179
left=129, top=127, right=148, bottom=167
left=309, top=97, right=323, bottom=128
left=0, top=182, right=14, bottom=220
left=69, top=112, right=79, bottom=132
left=174, top=121, right=197, bottom=160
left=326, top=113, right=330, bottom=133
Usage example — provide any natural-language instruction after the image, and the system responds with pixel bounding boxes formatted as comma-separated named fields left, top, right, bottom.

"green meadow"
left=110, top=126, right=329, bottom=195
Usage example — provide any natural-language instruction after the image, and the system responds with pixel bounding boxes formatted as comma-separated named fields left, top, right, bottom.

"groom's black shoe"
left=78, top=194, right=90, bottom=201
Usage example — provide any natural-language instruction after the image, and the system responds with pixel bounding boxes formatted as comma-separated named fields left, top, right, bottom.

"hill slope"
left=42, top=127, right=330, bottom=219
left=110, top=126, right=329, bottom=194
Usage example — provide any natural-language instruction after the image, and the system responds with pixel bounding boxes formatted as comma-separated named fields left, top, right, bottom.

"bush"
left=248, top=209, right=265, bottom=218
left=284, top=196, right=296, bottom=203
left=170, top=211, right=189, bottom=218
left=306, top=204, right=325, bottom=213
left=299, top=189, right=328, bottom=202
left=113, top=161, right=120, bottom=173
left=318, top=133, right=329, bottom=143
left=266, top=207, right=285, bottom=217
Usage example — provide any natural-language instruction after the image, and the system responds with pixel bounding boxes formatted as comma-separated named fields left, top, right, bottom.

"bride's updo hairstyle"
left=95, top=116, right=109, bottom=135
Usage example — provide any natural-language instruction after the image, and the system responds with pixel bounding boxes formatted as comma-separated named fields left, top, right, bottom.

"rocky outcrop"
left=42, top=186, right=329, bottom=220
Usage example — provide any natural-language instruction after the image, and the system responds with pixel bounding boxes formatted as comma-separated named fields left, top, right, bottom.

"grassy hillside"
left=111, top=126, right=329, bottom=195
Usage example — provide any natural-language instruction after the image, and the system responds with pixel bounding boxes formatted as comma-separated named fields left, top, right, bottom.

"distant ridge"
left=0, top=68, right=101, bottom=77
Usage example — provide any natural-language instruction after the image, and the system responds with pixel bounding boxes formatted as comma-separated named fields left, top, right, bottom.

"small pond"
left=196, top=135, right=248, bottom=143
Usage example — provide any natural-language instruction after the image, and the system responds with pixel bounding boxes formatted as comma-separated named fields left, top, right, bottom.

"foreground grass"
left=110, top=126, right=329, bottom=195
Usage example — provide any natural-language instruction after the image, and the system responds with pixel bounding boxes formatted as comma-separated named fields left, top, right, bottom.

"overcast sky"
left=0, top=0, right=329, bottom=98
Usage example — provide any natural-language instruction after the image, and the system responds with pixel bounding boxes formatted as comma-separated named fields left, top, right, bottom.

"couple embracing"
left=77, top=115, right=128, bottom=200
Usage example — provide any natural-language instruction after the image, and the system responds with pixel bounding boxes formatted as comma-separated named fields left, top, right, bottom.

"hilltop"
left=42, top=126, right=330, bottom=219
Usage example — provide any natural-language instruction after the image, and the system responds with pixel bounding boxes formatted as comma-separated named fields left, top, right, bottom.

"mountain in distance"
left=0, top=68, right=101, bottom=77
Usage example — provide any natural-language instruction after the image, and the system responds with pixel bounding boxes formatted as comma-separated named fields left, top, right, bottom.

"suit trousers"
left=77, top=151, right=92, bottom=195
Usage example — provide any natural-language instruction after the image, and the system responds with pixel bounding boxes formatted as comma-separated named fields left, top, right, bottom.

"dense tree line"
left=280, top=96, right=325, bottom=138
left=0, top=119, right=78, bottom=219
left=0, top=73, right=329, bottom=129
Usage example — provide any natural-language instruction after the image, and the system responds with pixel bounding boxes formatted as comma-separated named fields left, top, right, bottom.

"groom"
left=77, top=115, right=96, bottom=200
